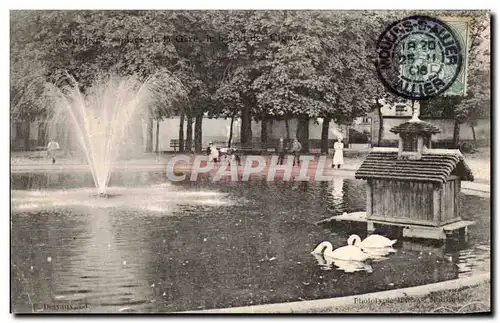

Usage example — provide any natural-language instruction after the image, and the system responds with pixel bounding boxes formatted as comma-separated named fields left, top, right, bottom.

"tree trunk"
left=228, top=114, right=235, bottom=148
left=377, top=106, right=384, bottom=146
left=321, top=117, right=330, bottom=154
left=155, top=119, right=160, bottom=153
left=260, top=116, right=267, bottom=150
left=186, top=115, right=193, bottom=152
left=296, top=116, right=309, bottom=152
left=453, top=119, right=461, bottom=148
left=37, top=122, right=46, bottom=147
left=344, top=125, right=349, bottom=145
left=22, top=122, right=30, bottom=150
left=145, top=116, right=154, bottom=152
left=194, top=114, right=202, bottom=153
left=284, top=117, right=291, bottom=142
left=471, top=125, right=477, bottom=144
left=303, top=117, right=309, bottom=152
left=240, top=105, right=252, bottom=146
left=178, top=111, right=185, bottom=152
left=295, top=118, right=302, bottom=141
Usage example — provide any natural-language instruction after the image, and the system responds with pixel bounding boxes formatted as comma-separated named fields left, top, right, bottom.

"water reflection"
left=312, top=253, right=373, bottom=273
left=326, top=176, right=367, bottom=214
left=331, top=177, right=343, bottom=199
left=453, top=245, right=491, bottom=277
left=362, top=247, right=397, bottom=259
left=28, top=208, right=159, bottom=313
left=10, top=171, right=169, bottom=191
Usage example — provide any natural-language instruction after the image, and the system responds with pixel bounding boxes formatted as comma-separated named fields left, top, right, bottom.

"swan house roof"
left=390, top=120, right=441, bottom=135
left=355, top=148, right=474, bottom=184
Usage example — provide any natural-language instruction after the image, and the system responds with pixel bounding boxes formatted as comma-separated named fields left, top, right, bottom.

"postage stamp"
left=375, top=15, right=464, bottom=100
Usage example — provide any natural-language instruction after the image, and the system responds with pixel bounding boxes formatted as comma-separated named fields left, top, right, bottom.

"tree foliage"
left=11, top=10, right=490, bottom=138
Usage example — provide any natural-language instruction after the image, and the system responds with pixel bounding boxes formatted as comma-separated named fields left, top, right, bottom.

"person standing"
left=47, top=139, right=60, bottom=164
left=209, top=142, right=220, bottom=164
left=332, top=137, right=344, bottom=168
left=206, top=142, right=212, bottom=156
left=276, top=137, right=286, bottom=165
left=291, top=138, right=302, bottom=167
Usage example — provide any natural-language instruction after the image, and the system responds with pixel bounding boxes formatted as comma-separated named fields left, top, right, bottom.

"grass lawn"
left=307, top=281, right=491, bottom=313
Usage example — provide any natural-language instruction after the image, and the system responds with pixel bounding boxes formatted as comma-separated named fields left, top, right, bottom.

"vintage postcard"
left=10, top=9, right=491, bottom=314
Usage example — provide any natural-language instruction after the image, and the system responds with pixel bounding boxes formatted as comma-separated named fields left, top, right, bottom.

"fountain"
left=44, top=71, right=186, bottom=195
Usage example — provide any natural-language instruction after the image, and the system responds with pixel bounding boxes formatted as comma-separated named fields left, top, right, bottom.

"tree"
left=144, top=70, right=189, bottom=153
left=11, top=11, right=54, bottom=149
left=459, top=68, right=490, bottom=144
left=170, top=11, right=223, bottom=152
left=12, top=10, right=489, bottom=154
left=453, top=13, right=490, bottom=146
left=213, top=82, right=242, bottom=147
left=11, top=11, right=187, bottom=151
left=211, top=11, right=289, bottom=146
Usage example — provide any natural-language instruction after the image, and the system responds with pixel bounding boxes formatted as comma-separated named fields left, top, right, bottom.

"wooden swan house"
left=334, top=113, right=475, bottom=241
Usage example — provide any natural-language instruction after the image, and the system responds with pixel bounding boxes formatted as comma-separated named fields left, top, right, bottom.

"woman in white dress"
left=209, top=142, right=220, bottom=164
left=332, top=138, right=344, bottom=168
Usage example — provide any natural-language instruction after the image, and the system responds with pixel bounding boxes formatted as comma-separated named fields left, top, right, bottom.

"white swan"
left=311, top=241, right=369, bottom=262
left=348, top=234, right=397, bottom=249
left=347, top=235, right=397, bottom=258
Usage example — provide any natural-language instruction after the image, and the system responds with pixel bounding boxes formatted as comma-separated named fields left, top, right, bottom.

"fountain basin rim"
left=180, top=272, right=490, bottom=313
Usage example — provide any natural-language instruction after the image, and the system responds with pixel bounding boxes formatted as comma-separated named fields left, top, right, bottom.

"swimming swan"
left=347, top=234, right=397, bottom=249
left=312, top=241, right=369, bottom=262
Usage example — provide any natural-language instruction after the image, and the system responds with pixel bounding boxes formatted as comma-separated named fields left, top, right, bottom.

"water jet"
left=44, top=71, right=186, bottom=195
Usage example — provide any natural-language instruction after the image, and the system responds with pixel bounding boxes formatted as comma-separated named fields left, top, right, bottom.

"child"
left=276, top=137, right=286, bottom=165
left=291, top=139, right=302, bottom=166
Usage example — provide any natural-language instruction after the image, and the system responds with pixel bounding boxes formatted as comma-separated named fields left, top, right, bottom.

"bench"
left=170, top=139, right=180, bottom=152
left=212, top=140, right=228, bottom=147
left=233, top=143, right=263, bottom=155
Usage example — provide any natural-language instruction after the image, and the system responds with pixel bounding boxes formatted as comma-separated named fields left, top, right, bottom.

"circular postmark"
left=375, top=15, right=463, bottom=100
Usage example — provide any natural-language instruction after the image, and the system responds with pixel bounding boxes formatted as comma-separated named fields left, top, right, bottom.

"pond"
left=10, top=171, right=490, bottom=313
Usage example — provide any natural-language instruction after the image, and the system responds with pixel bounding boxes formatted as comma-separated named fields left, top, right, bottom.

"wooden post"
left=433, top=186, right=441, bottom=225
left=440, top=184, right=446, bottom=226
left=366, top=180, right=372, bottom=219
left=460, top=227, right=468, bottom=243
left=367, top=221, right=375, bottom=234
left=417, top=136, right=423, bottom=158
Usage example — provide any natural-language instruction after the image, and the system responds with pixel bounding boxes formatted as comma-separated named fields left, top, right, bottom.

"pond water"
left=10, top=171, right=490, bottom=313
